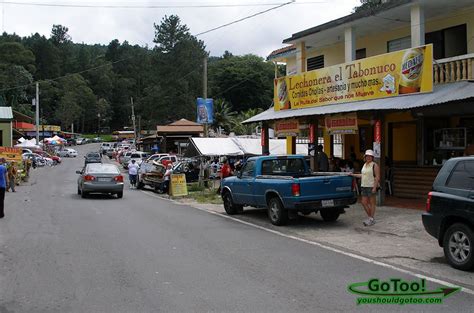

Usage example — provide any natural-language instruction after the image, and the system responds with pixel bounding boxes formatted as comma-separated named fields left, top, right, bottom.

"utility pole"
left=130, top=97, right=137, bottom=144
left=35, top=82, right=40, bottom=144
left=203, top=57, right=208, bottom=137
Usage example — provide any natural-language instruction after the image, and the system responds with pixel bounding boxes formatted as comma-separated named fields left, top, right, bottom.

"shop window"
left=333, top=134, right=343, bottom=158
left=446, top=161, right=474, bottom=190
left=307, top=55, right=324, bottom=71
left=356, top=48, right=366, bottom=60
left=425, top=24, right=467, bottom=59
left=387, top=36, right=411, bottom=53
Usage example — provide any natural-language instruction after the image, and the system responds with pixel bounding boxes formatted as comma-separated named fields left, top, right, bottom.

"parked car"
left=119, top=151, right=133, bottom=166
left=145, top=153, right=169, bottom=163
left=76, top=138, right=86, bottom=145
left=84, top=152, right=102, bottom=165
left=137, top=161, right=166, bottom=192
left=124, top=151, right=149, bottom=169
left=422, top=157, right=474, bottom=271
left=58, top=148, right=78, bottom=158
left=172, top=161, right=199, bottom=183
left=66, top=138, right=76, bottom=146
left=34, top=150, right=62, bottom=164
left=221, top=155, right=357, bottom=226
left=76, top=163, right=124, bottom=198
left=106, top=147, right=115, bottom=159
left=22, top=153, right=53, bottom=167
left=100, top=142, right=112, bottom=154
left=157, top=155, right=177, bottom=167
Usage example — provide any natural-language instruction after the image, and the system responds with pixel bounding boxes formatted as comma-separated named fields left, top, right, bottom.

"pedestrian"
left=317, top=145, right=329, bottom=172
left=128, top=159, right=139, bottom=189
left=350, top=149, right=380, bottom=226
left=163, top=164, right=173, bottom=194
left=220, top=158, right=232, bottom=179
left=0, top=158, right=9, bottom=219
left=7, top=161, right=17, bottom=192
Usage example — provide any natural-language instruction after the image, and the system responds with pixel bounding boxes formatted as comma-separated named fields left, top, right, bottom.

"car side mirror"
left=75, top=170, right=82, bottom=174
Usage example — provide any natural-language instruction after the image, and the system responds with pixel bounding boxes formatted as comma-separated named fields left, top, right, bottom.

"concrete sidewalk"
left=171, top=196, right=474, bottom=290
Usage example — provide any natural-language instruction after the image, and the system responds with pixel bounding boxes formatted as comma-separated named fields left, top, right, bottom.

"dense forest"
left=0, top=15, right=278, bottom=135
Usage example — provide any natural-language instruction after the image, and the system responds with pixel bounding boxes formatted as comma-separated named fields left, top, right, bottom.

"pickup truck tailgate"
left=297, top=175, right=354, bottom=202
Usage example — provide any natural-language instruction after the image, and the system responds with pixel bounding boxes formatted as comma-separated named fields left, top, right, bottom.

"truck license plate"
left=321, top=200, right=334, bottom=207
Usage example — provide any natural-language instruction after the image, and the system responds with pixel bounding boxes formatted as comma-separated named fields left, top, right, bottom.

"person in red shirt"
left=220, top=158, right=232, bottom=179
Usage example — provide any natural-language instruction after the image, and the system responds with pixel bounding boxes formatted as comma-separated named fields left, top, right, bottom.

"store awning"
left=244, top=81, right=474, bottom=124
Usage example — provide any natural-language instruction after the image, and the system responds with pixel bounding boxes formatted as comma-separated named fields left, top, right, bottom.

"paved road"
left=0, top=144, right=473, bottom=312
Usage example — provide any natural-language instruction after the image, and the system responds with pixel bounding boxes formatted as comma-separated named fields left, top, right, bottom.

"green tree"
left=231, top=108, right=263, bottom=135
left=153, top=15, right=190, bottom=53
left=208, top=54, right=274, bottom=112
left=353, top=0, right=384, bottom=13
left=51, top=24, right=72, bottom=46
left=211, top=99, right=236, bottom=133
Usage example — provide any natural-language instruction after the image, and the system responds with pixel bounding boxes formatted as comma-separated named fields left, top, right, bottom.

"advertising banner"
left=170, top=173, right=188, bottom=197
left=274, top=119, right=299, bottom=136
left=196, top=98, right=214, bottom=124
left=325, top=113, right=358, bottom=135
left=274, top=44, right=433, bottom=111
left=0, top=147, right=22, bottom=162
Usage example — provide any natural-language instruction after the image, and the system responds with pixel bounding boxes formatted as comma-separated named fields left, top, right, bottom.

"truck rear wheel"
left=268, top=197, right=288, bottom=226
left=320, top=209, right=340, bottom=222
left=222, top=191, right=243, bottom=215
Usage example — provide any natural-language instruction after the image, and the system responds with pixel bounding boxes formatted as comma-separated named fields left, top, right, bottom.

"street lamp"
left=97, top=113, right=101, bottom=138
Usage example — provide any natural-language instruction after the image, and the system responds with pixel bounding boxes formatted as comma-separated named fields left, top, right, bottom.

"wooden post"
left=374, top=115, right=385, bottom=206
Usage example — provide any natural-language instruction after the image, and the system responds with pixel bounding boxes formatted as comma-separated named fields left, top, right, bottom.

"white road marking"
left=140, top=190, right=474, bottom=296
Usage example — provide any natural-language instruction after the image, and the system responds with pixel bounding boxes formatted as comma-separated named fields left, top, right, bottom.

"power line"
left=2, top=1, right=298, bottom=9
left=195, top=1, right=295, bottom=36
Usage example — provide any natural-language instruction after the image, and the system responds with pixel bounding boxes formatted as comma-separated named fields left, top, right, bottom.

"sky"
left=1, top=0, right=361, bottom=57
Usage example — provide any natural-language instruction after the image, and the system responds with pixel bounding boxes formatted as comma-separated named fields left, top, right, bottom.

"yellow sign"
left=170, top=173, right=188, bottom=196
left=34, top=125, right=61, bottom=132
left=0, top=147, right=22, bottom=162
left=325, top=113, right=358, bottom=135
left=274, top=45, right=433, bottom=111
left=274, top=119, right=300, bottom=136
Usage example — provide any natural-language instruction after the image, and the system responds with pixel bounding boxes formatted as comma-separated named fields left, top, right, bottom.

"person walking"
left=163, top=164, right=173, bottom=194
left=7, top=161, right=17, bottom=192
left=128, top=159, right=139, bottom=189
left=0, top=158, right=9, bottom=219
left=350, top=150, right=380, bottom=226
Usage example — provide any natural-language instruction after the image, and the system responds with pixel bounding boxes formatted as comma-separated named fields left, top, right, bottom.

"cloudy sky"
left=2, top=0, right=360, bottom=57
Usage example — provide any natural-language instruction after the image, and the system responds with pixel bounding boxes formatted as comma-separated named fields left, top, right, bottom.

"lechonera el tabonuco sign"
left=274, top=44, right=433, bottom=111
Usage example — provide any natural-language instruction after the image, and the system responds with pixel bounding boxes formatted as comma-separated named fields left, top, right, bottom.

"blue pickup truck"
left=221, top=155, right=357, bottom=225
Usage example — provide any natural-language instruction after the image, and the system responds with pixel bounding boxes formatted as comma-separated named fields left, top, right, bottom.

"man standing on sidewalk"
left=0, top=158, right=9, bottom=218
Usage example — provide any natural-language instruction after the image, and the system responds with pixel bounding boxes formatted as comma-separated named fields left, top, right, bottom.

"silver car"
left=76, top=163, right=124, bottom=198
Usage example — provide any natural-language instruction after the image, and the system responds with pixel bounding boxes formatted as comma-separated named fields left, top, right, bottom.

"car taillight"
left=114, top=175, right=124, bottom=182
left=426, top=192, right=432, bottom=212
left=292, top=183, right=300, bottom=197
left=84, top=175, right=95, bottom=181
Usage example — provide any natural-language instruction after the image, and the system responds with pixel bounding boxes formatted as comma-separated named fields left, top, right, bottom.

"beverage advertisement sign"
left=274, top=44, right=433, bottom=111
left=196, top=98, right=214, bottom=124
left=274, top=119, right=299, bottom=136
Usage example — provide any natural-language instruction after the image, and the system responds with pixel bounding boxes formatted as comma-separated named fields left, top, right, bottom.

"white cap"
left=364, top=149, right=375, bottom=157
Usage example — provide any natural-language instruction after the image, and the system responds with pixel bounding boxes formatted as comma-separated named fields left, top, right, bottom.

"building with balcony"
left=245, top=0, right=474, bottom=199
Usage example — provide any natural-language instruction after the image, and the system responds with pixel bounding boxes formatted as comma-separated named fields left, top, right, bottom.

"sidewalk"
left=168, top=195, right=474, bottom=289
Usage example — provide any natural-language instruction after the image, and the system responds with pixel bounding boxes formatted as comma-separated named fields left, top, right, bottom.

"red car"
left=34, top=150, right=62, bottom=164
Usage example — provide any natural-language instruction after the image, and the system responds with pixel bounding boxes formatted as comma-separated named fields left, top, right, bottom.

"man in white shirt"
left=128, top=159, right=139, bottom=189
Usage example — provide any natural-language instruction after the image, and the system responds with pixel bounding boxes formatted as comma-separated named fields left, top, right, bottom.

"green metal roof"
left=0, top=107, right=13, bottom=120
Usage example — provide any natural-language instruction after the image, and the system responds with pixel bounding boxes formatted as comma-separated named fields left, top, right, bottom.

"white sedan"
left=58, top=148, right=78, bottom=158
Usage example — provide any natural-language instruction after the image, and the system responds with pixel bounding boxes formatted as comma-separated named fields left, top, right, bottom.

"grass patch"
left=83, top=134, right=114, bottom=142
left=185, top=187, right=223, bottom=204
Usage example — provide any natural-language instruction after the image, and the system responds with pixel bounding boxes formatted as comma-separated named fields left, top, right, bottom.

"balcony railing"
left=433, top=53, right=474, bottom=84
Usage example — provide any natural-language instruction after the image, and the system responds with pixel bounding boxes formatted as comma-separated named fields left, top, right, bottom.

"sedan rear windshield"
left=86, top=164, right=120, bottom=174
left=87, top=153, right=100, bottom=158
